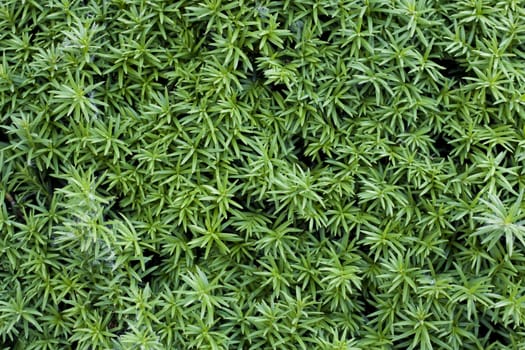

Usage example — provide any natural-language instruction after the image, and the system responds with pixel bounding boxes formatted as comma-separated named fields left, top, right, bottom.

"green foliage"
left=1, top=0, right=525, bottom=348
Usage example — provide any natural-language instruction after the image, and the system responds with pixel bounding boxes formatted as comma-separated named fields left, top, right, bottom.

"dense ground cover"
left=1, top=0, right=525, bottom=349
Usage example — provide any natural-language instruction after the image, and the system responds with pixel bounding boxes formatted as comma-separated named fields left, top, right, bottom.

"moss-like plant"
left=1, top=0, right=525, bottom=349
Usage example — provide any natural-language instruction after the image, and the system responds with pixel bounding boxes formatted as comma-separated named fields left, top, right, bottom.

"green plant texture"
left=1, top=0, right=525, bottom=349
